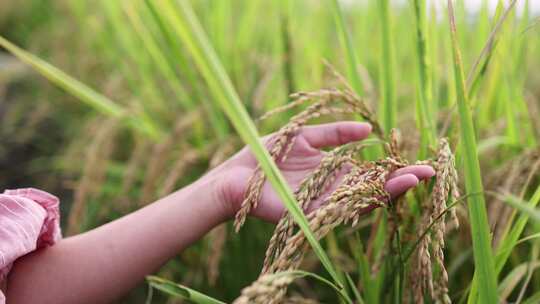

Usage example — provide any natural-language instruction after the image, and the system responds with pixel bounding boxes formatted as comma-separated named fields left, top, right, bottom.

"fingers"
left=384, top=165, right=435, bottom=199
left=388, top=165, right=436, bottom=180
left=300, top=122, right=372, bottom=149
left=384, top=174, right=420, bottom=199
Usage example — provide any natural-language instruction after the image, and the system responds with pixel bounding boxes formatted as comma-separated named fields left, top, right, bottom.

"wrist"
left=190, top=169, right=236, bottom=223
left=209, top=167, right=252, bottom=222
left=167, top=172, right=232, bottom=226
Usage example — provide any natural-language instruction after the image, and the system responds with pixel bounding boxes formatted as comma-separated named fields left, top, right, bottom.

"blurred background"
left=1, top=0, right=539, bottom=303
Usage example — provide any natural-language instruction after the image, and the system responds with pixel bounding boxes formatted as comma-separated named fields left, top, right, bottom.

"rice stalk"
left=447, top=1, right=498, bottom=303
left=157, top=0, right=342, bottom=286
left=329, top=0, right=364, bottom=96
left=412, top=0, right=436, bottom=158
left=280, top=11, right=295, bottom=96
left=377, top=0, right=396, bottom=134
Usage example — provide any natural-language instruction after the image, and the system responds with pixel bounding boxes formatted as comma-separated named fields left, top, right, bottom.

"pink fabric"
left=0, top=188, right=62, bottom=302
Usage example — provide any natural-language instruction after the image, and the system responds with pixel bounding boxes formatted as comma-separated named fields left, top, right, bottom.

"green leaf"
left=447, top=1, right=498, bottom=303
left=412, top=0, right=436, bottom=158
left=498, top=192, right=540, bottom=223
left=522, top=291, right=540, bottom=304
left=329, top=0, right=363, bottom=96
left=377, top=0, right=396, bottom=135
left=345, top=273, right=365, bottom=304
left=497, top=262, right=540, bottom=300
left=146, top=276, right=225, bottom=304
left=0, top=35, right=160, bottom=140
left=496, top=187, right=540, bottom=272
left=276, top=270, right=352, bottom=303
left=154, top=0, right=344, bottom=291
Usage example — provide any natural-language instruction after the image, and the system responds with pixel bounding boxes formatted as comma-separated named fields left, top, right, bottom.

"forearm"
left=6, top=174, right=229, bottom=304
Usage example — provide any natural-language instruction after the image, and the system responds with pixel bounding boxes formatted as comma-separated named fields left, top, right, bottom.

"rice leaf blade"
left=378, top=0, right=396, bottom=134
left=447, top=2, right=498, bottom=303
left=496, top=187, right=540, bottom=273
left=0, top=35, right=160, bottom=139
left=157, top=0, right=344, bottom=289
left=329, top=0, right=363, bottom=96
left=146, top=276, right=226, bottom=304
left=412, top=0, right=436, bottom=158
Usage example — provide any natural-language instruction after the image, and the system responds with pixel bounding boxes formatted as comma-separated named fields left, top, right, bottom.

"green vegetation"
left=1, top=0, right=540, bottom=303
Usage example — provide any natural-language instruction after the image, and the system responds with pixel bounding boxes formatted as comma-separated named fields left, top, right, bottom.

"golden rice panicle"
left=434, top=138, right=460, bottom=231
left=233, top=273, right=295, bottom=304
left=413, top=138, right=459, bottom=304
left=387, top=128, right=404, bottom=161
left=431, top=138, right=458, bottom=303
left=258, top=167, right=388, bottom=303
left=413, top=203, right=435, bottom=303
left=262, top=143, right=367, bottom=273
left=235, top=86, right=387, bottom=232
left=381, top=129, right=407, bottom=260
left=267, top=165, right=390, bottom=275
left=324, top=63, right=384, bottom=138
left=234, top=98, right=331, bottom=231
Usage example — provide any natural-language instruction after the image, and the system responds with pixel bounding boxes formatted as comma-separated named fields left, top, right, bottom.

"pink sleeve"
left=0, top=188, right=62, bottom=301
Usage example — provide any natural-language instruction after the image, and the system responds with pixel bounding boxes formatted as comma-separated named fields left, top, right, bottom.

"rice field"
left=1, top=0, right=540, bottom=303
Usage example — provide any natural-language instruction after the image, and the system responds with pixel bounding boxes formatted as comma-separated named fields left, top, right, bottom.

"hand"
left=212, top=122, right=435, bottom=222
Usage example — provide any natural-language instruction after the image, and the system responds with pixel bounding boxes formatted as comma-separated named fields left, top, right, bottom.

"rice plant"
left=1, top=0, right=540, bottom=303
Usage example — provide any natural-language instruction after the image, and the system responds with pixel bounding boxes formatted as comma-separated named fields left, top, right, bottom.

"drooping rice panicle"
left=234, top=87, right=382, bottom=231
left=262, top=142, right=372, bottom=273
left=233, top=273, right=296, bottom=304
left=256, top=158, right=409, bottom=302
left=412, top=138, right=460, bottom=304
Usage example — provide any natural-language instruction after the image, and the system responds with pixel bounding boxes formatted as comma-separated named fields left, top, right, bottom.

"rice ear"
left=234, top=86, right=383, bottom=232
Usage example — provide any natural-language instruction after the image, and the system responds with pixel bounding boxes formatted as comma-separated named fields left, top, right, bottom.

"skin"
left=6, top=122, right=434, bottom=304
